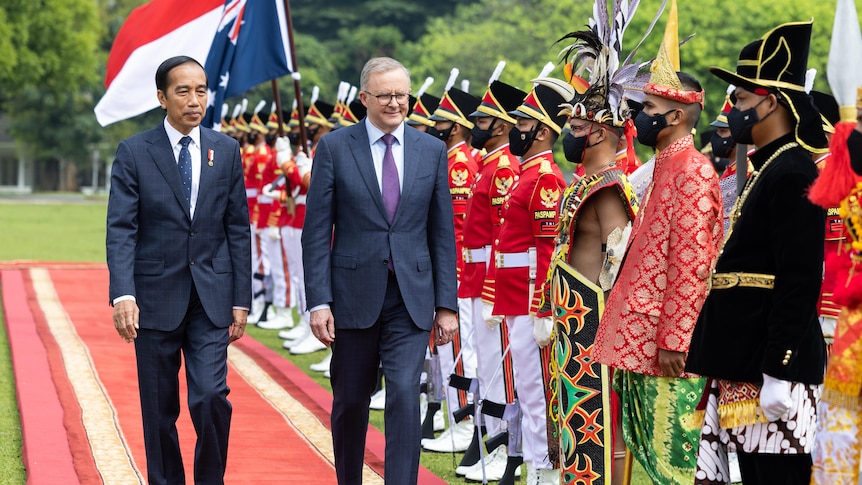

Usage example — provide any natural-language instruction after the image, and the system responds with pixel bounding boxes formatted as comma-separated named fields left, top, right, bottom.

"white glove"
left=532, top=315, right=553, bottom=348
left=265, top=226, right=281, bottom=241
left=295, top=150, right=312, bottom=178
left=275, top=137, right=292, bottom=165
left=760, top=373, right=792, bottom=421
left=261, top=182, right=281, bottom=200
left=482, top=301, right=503, bottom=329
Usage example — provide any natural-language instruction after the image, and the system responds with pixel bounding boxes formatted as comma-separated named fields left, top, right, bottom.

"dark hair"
left=676, top=71, right=703, bottom=128
left=155, top=56, right=206, bottom=92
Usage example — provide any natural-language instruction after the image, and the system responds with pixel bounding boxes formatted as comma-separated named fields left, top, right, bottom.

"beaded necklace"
left=721, top=142, right=798, bottom=249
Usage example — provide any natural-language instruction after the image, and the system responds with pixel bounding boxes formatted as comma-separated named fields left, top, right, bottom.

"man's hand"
left=295, top=151, right=312, bottom=178
left=230, top=309, right=248, bottom=342
left=657, top=349, right=687, bottom=377
left=760, top=373, right=793, bottom=421
left=310, top=308, right=336, bottom=346
left=433, top=308, right=459, bottom=345
left=275, top=137, right=292, bottom=165
left=531, top=315, right=554, bottom=348
left=481, top=300, right=503, bottom=329
left=113, top=299, right=139, bottom=343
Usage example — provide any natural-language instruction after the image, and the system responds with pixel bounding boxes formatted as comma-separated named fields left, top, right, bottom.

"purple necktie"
left=381, top=134, right=400, bottom=273
left=381, top=134, right=400, bottom=223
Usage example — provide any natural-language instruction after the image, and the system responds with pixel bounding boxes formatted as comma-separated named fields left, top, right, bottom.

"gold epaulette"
left=539, top=157, right=553, bottom=174
left=257, top=146, right=268, bottom=155
left=456, top=150, right=469, bottom=163
left=497, top=153, right=511, bottom=168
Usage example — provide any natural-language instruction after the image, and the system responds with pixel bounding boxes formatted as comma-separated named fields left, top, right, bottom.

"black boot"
left=457, top=424, right=486, bottom=468
left=497, top=455, right=524, bottom=485
left=421, top=401, right=441, bottom=439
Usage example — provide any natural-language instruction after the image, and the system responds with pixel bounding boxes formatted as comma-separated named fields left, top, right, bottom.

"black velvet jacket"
left=685, top=134, right=827, bottom=385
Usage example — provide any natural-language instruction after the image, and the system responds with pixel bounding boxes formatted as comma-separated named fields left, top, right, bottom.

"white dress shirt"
left=163, top=118, right=202, bottom=218
left=365, top=117, right=405, bottom=192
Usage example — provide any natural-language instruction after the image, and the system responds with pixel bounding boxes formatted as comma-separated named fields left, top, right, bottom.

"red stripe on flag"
left=105, top=0, right=224, bottom=88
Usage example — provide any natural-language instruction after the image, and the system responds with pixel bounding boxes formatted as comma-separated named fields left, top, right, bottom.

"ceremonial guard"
left=251, top=102, right=296, bottom=331
left=811, top=90, right=846, bottom=350
left=708, top=91, right=751, bottom=233
left=539, top=1, right=653, bottom=479
left=406, top=77, right=439, bottom=133
left=592, top=2, right=723, bottom=483
left=421, top=69, right=482, bottom=454
left=278, top=90, right=335, bottom=358
left=686, top=20, right=829, bottom=485
left=490, top=78, right=568, bottom=485
left=451, top=62, right=525, bottom=481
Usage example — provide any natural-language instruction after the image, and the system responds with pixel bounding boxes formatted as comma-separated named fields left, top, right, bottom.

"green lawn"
left=0, top=200, right=654, bottom=484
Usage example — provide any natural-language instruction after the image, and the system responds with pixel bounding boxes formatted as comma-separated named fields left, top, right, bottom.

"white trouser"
left=458, top=296, right=477, bottom=377
left=282, top=226, right=307, bottom=322
left=250, top=224, right=266, bottom=302
left=471, top=297, right=506, bottom=436
left=261, top=227, right=289, bottom=308
left=506, top=314, right=551, bottom=470
left=437, top=297, right=477, bottom=424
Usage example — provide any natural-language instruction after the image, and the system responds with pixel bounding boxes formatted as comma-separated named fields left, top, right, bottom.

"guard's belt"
left=709, top=272, right=775, bottom=291
left=462, top=247, right=487, bottom=264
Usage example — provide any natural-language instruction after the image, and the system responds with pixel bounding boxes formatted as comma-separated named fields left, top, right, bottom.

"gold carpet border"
left=227, top=346, right=384, bottom=484
left=30, top=268, right=144, bottom=484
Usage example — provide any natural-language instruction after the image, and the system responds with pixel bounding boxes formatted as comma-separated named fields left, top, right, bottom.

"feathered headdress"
left=556, top=0, right=668, bottom=127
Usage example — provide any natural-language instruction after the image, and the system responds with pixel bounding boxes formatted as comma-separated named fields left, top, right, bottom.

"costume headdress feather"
left=557, top=0, right=665, bottom=126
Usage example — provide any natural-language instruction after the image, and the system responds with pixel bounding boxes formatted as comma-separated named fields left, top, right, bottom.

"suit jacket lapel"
left=396, top=127, right=421, bottom=224
left=195, top=129, right=215, bottom=221
left=147, top=126, right=191, bottom=221
left=349, top=123, right=389, bottom=221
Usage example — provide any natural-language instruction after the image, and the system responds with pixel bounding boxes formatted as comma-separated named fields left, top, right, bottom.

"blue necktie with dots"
left=178, top=136, right=192, bottom=206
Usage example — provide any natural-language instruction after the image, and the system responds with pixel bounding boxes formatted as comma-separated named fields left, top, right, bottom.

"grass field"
left=0, top=199, right=654, bottom=484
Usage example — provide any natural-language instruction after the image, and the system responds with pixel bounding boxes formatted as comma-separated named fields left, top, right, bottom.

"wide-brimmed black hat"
left=710, top=20, right=827, bottom=152
left=811, top=90, right=839, bottom=134
left=407, top=93, right=440, bottom=127
left=470, top=81, right=526, bottom=124
left=306, top=100, right=335, bottom=128
left=509, top=80, right=570, bottom=135
left=429, top=88, right=481, bottom=128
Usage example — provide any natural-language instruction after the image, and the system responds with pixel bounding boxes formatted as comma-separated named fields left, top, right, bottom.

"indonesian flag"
left=95, top=0, right=292, bottom=128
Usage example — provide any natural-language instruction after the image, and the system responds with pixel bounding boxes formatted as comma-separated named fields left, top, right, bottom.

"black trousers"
left=736, top=451, right=812, bottom=485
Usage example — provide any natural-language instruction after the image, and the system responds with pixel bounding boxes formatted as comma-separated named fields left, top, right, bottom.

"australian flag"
left=202, top=0, right=293, bottom=128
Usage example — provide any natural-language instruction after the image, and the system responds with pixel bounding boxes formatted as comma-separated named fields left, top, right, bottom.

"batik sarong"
left=615, top=370, right=705, bottom=485
left=548, top=260, right=613, bottom=484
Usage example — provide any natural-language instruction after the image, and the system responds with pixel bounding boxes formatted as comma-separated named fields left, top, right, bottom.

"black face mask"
left=470, top=118, right=497, bottom=150
left=287, top=132, right=300, bottom=146
left=427, top=124, right=454, bottom=142
left=306, top=126, right=320, bottom=141
left=710, top=132, right=735, bottom=159
left=727, top=98, right=768, bottom=145
left=509, top=124, right=539, bottom=157
left=562, top=131, right=590, bottom=163
left=849, top=128, right=862, bottom=176
left=634, top=109, right=674, bottom=148
left=712, top=157, right=731, bottom=174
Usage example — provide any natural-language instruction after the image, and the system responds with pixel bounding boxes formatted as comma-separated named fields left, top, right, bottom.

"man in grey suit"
left=107, top=56, right=251, bottom=485
left=302, top=57, right=459, bottom=485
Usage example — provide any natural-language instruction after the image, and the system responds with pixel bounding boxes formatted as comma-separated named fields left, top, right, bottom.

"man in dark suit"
left=106, top=56, right=251, bottom=485
left=302, top=57, right=459, bottom=485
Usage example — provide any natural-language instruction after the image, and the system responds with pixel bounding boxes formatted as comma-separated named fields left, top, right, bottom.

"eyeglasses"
left=364, top=91, right=411, bottom=106
left=568, top=122, right=593, bottom=133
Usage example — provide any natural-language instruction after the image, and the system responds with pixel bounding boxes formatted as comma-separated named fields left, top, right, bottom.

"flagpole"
left=272, top=80, right=285, bottom=137
left=281, top=0, right=309, bottom=154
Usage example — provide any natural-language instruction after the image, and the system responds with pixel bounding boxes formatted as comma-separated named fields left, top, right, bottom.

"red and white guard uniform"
left=492, top=151, right=565, bottom=471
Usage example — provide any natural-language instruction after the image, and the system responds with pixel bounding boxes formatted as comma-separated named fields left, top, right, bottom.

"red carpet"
left=1, top=264, right=446, bottom=484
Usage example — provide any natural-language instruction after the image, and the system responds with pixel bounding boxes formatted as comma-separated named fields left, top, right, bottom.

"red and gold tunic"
left=448, top=141, right=479, bottom=278
left=816, top=153, right=845, bottom=320
left=491, top=151, right=565, bottom=316
left=242, top=144, right=259, bottom=225
left=593, top=135, right=722, bottom=376
left=459, top=144, right=518, bottom=299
